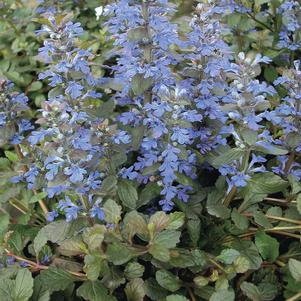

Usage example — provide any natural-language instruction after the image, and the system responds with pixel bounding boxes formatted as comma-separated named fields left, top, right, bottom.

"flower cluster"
left=105, top=0, right=236, bottom=210
left=11, top=15, right=129, bottom=222
left=6, top=0, right=301, bottom=217
left=104, top=0, right=185, bottom=211
left=278, top=1, right=301, bottom=50
left=0, top=80, right=32, bottom=146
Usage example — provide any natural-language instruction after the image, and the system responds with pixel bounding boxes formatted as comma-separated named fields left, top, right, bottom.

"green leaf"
left=0, top=279, right=14, bottom=301
left=30, top=277, right=50, bottom=301
left=84, top=254, right=104, bottom=281
left=233, top=256, right=250, bottom=273
left=123, top=211, right=148, bottom=239
left=125, top=278, right=145, bottom=301
left=127, top=27, right=148, bottom=41
left=100, top=175, right=117, bottom=194
left=145, top=278, right=169, bottom=301
left=166, top=212, right=185, bottom=230
left=187, top=218, right=201, bottom=247
left=38, top=267, right=76, bottom=293
left=240, top=282, right=262, bottom=301
left=240, top=128, right=258, bottom=146
left=255, top=231, right=279, bottom=262
left=254, top=211, right=273, bottom=229
left=231, top=208, right=249, bottom=230
left=58, top=237, right=86, bottom=256
left=34, top=219, right=86, bottom=254
left=0, top=269, right=34, bottom=301
left=149, top=244, right=170, bottom=262
left=210, top=289, right=235, bottom=301
left=289, top=259, right=301, bottom=282
left=14, top=269, right=34, bottom=301
left=117, top=179, right=138, bottom=209
left=153, top=230, right=181, bottom=248
left=0, top=212, right=9, bottom=237
left=217, top=249, right=240, bottom=264
left=28, top=81, right=43, bottom=92
left=138, top=182, right=161, bottom=208
left=131, top=74, right=154, bottom=95
left=107, top=242, right=135, bottom=265
left=166, top=295, right=189, bottom=301
left=125, top=262, right=145, bottom=280
left=77, top=281, right=115, bottom=301
left=4, top=150, right=18, bottom=163
left=254, top=141, right=288, bottom=155
left=103, top=199, right=122, bottom=224
left=83, top=225, right=106, bottom=251
left=149, top=211, right=169, bottom=233
left=249, top=173, right=287, bottom=194
left=211, top=148, right=244, bottom=168
left=155, top=270, right=181, bottom=292
left=29, top=192, right=47, bottom=204
left=194, top=276, right=209, bottom=287
left=207, top=190, right=230, bottom=219
left=169, top=249, right=207, bottom=268
left=233, top=241, right=262, bottom=270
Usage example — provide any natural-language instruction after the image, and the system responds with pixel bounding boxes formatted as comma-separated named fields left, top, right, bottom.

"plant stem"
left=208, top=258, right=227, bottom=274
left=284, top=152, right=295, bottom=174
left=275, top=260, right=286, bottom=267
left=269, top=225, right=301, bottom=231
left=246, top=12, right=274, bottom=32
left=5, top=248, right=87, bottom=279
left=187, top=287, right=197, bottom=301
left=79, top=195, right=94, bottom=226
left=243, top=212, right=301, bottom=225
left=223, top=186, right=237, bottom=207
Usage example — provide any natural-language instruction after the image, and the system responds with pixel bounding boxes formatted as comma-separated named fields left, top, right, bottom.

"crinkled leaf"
left=77, top=280, right=115, bottom=301
left=255, top=231, right=279, bottom=262
left=217, top=249, right=240, bottom=264
left=231, top=208, right=249, bottom=230
left=240, top=282, right=262, bottom=301
left=117, top=179, right=138, bottom=209
left=155, top=270, right=181, bottom=292
left=125, top=262, right=145, bottom=280
left=166, top=295, right=189, bottom=301
left=289, top=259, right=301, bottom=282
left=107, top=242, right=136, bottom=265
left=103, top=199, right=122, bottom=224
left=38, top=267, right=76, bottom=293
left=210, top=289, right=235, bottom=301
left=125, top=278, right=145, bottom=301
left=83, top=225, right=106, bottom=251
left=34, top=219, right=86, bottom=254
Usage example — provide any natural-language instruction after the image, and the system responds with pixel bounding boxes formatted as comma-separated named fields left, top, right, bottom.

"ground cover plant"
left=1, top=0, right=301, bottom=300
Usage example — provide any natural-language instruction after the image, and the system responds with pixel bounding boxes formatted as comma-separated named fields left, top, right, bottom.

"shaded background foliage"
left=0, top=1, right=301, bottom=301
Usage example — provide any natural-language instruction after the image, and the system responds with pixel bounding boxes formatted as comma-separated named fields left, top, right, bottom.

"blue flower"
left=57, top=196, right=80, bottom=222
left=47, top=185, right=69, bottom=198
left=45, top=156, right=64, bottom=181
left=47, top=210, right=59, bottom=222
left=64, top=165, right=87, bottom=183
left=90, top=205, right=105, bottom=220
left=24, top=166, right=39, bottom=189
left=231, top=173, right=250, bottom=187
left=171, top=127, right=191, bottom=145
left=113, top=130, right=131, bottom=144
left=28, top=129, right=54, bottom=145
left=65, top=82, right=84, bottom=99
